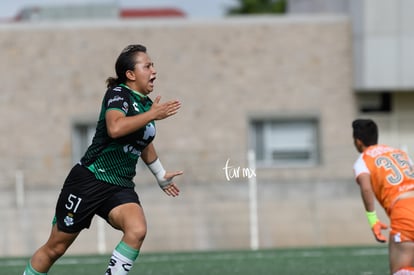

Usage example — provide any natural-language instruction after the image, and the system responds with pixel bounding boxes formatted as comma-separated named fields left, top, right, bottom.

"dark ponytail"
left=106, top=44, right=147, bottom=88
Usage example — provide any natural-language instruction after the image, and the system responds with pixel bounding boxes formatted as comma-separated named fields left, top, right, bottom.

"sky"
left=0, top=0, right=238, bottom=20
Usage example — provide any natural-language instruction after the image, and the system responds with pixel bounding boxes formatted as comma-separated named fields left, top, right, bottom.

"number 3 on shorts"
left=65, top=194, right=82, bottom=213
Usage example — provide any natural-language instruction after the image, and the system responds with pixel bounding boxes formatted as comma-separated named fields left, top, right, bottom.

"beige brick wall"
left=0, top=16, right=368, bottom=256
left=0, top=16, right=355, bottom=188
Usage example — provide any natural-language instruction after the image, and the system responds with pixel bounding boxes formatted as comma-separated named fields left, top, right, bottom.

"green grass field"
left=1, top=245, right=389, bottom=275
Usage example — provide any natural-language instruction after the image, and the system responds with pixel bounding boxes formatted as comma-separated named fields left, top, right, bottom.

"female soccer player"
left=23, top=44, right=183, bottom=275
left=353, top=119, right=414, bottom=275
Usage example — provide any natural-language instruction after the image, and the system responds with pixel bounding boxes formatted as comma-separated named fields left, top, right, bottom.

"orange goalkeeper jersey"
left=353, top=144, right=414, bottom=215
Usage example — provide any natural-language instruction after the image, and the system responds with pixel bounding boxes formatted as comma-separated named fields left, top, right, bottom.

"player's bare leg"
left=24, top=224, right=79, bottom=274
left=389, top=237, right=414, bottom=274
left=105, top=202, right=147, bottom=275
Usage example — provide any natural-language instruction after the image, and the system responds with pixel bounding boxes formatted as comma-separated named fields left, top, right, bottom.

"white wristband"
left=147, top=158, right=171, bottom=188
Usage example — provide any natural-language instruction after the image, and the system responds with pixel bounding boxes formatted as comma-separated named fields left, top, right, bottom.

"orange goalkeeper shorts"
left=390, top=197, right=414, bottom=243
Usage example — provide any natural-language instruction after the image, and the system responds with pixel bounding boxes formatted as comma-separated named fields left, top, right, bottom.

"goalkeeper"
left=353, top=119, right=414, bottom=275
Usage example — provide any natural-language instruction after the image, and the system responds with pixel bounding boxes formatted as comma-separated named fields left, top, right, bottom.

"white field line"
left=0, top=247, right=387, bottom=267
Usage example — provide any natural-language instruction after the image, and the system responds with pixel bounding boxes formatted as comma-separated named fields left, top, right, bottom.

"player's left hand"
left=161, top=171, right=183, bottom=197
left=372, top=220, right=388, bottom=243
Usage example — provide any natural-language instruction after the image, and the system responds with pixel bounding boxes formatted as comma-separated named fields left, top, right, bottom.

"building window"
left=357, top=92, right=392, bottom=113
left=250, top=118, right=319, bottom=167
left=71, top=122, right=96, bottom=164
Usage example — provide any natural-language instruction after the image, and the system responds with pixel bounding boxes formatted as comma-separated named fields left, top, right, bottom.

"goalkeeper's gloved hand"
left=371, top=220, right=388, bottom=243
left=366, top=211, right=388, bottom=243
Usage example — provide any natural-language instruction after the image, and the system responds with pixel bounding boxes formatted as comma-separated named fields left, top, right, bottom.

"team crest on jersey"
left=122, top=102, right=129, bottom=113
left=64, top=213, right=74, bottom=227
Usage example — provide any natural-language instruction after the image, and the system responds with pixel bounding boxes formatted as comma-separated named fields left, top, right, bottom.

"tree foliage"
left=227, top=0, right=287, bottom=15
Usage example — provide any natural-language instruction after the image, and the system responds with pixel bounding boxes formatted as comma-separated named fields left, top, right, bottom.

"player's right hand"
left=151, top=96, right=181, bottom=120
left=371, top=221, right=388, bottom=243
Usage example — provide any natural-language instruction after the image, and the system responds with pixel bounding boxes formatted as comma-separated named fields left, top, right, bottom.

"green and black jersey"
left=80, top=84, right=155, bottom=188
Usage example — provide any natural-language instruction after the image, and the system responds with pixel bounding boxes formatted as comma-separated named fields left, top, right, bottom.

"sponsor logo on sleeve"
left=108, top=95, right=124, bottom=107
